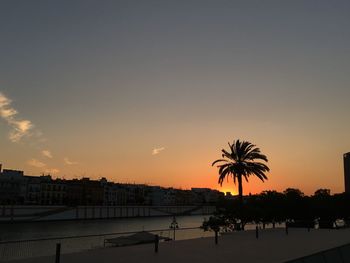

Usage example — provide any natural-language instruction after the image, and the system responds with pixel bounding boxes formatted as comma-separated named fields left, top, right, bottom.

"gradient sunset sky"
left=1, top=1, right=350, bottom=195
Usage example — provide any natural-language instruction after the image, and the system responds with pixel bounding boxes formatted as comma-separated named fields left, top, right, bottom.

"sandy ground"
left=6, top=228, right=350, bottom=263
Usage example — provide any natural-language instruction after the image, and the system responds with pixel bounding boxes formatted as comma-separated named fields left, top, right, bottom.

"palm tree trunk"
left=238, top=174, right=243, bottom=205
left=237, top=174, right=244, bottom=231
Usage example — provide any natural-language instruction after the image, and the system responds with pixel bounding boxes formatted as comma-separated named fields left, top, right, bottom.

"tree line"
left=208, top=188, right=350, bottom=231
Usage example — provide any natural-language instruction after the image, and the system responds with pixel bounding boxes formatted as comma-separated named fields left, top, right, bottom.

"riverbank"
left=6, top=228, right=350, bottom=263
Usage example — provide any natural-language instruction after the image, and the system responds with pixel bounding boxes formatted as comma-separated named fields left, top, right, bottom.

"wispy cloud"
left=0, top=93, right=10, bottom=107
left=42, top=150, right=53, bottom=159
left=152, top=147, right=165, bottom=155
left=64, top=157, right=78, bottom=165
left=0, top=92, right=33, bottom=142
left=0, top=108, right=17, bottom=118
left=1, top=92, right=72, bottom=174
left=27, top=159, right=46, bottom=168
left=45, top=168, right=60, bottom=175
left=9, top=120, right=33, bottom=142
left=27, top=158, right=60, bottom=175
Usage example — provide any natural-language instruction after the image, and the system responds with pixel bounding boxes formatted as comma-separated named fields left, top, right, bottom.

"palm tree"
left=212, top=140, right=270, bottom=204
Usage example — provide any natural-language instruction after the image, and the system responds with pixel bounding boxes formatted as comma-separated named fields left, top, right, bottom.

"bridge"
left=0, top=205, right=216, bottom=222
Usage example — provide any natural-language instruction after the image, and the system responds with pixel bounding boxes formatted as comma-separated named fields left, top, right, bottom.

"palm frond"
left=221, top=149, right=234, bottom=160
left=212, top=159, right=228, bottom=166
left=218, top=167, right=230, bottom=186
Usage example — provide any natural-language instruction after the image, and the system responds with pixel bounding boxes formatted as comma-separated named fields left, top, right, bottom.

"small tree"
left=201, top=215, right=236, bottom=244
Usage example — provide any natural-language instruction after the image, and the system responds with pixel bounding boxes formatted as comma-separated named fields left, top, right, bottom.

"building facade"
left=344, top=152, right=350, bottom=194
left=0, top=169, right=26, bottom=204
left=0, top=164, right=225, bottom=206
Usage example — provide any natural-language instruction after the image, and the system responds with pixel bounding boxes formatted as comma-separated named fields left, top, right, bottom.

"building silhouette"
left=344, top=152, right=350, bottom=194
left=0, top=164, right=224, bottom=206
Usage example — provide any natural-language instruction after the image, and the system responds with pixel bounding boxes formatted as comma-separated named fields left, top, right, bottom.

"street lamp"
left=169, top=215, right=179, bottom=241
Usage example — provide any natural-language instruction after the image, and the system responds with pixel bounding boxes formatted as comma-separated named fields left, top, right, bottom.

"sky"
left=1, top=0, right=350, bottom=195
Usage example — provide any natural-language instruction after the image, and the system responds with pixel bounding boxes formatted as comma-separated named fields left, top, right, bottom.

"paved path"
left=7, top=228, right=350, bottom=263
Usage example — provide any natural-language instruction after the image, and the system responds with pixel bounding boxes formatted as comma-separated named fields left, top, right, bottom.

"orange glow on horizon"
left=218, top=186, right=237, bottom=196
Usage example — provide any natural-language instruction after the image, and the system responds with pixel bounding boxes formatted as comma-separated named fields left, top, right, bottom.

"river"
left=0, top=215, right=211, bottom=241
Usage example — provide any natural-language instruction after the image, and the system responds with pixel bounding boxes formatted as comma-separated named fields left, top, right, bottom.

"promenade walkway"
left=7, top=228, right=350, bottom=263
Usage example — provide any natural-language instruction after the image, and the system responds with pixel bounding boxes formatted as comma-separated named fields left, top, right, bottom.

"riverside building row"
left=0, top=165, right=224, bottom=206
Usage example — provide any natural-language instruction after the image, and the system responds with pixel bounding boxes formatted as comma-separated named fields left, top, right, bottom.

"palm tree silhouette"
left=212, top=140, right=270, bottom=204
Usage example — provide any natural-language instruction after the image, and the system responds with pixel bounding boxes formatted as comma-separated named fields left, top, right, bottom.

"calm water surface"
left=0, top=215, right=210, bottom=241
